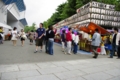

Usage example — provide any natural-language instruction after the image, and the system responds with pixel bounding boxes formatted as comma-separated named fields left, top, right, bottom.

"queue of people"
left=0, top=23, right=120, bottom=59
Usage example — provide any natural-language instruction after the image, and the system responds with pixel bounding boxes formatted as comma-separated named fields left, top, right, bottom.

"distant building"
left=53, top=1, right=120, bottom=29
left=0, top=0, right=27, bottom=34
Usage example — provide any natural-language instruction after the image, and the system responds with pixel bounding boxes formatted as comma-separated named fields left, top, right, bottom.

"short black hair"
left=13, top=27, right=17, bottom=30
left=68, top=28, right=71, bottom=31
left=40, top=23, right=43, bottom=26
left=114, top=28, right=118, bottom=32
left=62, top=30, right=65, bottom=33
left=95, top=29, right=99, bottom=32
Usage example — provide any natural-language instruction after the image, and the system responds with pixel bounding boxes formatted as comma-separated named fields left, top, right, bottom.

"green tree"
left=43, top=0, right=120, bottom=27
left=24, top=23, right=36, bottom=32
left=62, top=0, right=77, bottom=18
left=76, top=0, right=83, bottom=9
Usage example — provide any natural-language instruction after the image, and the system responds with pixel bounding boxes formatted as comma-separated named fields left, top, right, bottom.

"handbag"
left=22, top=35, right=26, bottom=39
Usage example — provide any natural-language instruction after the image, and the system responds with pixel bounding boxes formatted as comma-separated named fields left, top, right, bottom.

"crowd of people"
left=0, top=23, right=120, bottom=59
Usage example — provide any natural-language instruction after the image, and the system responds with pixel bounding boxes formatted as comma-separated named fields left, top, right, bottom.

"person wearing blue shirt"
left=34, top=23, right=45, bottom=53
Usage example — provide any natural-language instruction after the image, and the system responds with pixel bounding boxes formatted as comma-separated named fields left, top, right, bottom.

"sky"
left=24, top=0, right=67, bottom=27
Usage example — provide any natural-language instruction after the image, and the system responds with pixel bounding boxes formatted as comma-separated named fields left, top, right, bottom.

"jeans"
left=110, top=43, right=118, bottom=57
left=73, top=43, right=78, bottom=54
left=48, top=40, right=54, bottom=55
left=117, top=45, right=120, bottom=58
left=45, top=40, right=48, bottom=53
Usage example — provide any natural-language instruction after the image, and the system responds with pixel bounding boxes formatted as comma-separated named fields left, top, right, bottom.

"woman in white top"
left=20, top=29, right=26, bottom=46
left=73, top=32, right=79, bottom=54
left=11, top=27, right=17, bottom=46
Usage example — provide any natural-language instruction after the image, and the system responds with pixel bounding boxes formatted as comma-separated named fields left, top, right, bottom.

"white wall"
left=0, top=1, right=7, bottom=24
left=7, top=3, right=20, bottom=20
left=19, top=11, right=25, bottom=19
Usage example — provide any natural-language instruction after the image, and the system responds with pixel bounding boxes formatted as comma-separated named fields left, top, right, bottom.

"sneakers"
left=108, top=57, right=113, bottom=58
left=34, top=51, right=38, bottom=53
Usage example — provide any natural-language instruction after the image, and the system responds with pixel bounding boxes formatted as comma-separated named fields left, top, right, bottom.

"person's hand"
left=39, top=36, right=41, bottom=39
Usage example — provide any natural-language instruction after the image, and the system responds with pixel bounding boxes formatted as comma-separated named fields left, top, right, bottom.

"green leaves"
left=24, top=23, right=36, bottom=32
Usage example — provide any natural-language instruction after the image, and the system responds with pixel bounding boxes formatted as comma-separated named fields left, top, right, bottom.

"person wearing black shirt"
left=48, top=26, right=55, bottom=55
left=45, top=26, right=50, bottom=53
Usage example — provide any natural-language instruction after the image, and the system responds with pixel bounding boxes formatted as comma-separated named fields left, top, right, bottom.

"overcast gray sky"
left=24, top=0, right=67, bottom=27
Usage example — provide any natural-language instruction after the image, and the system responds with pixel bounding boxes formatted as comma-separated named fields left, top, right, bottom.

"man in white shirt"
left=109, top=28, right=120, bottom=59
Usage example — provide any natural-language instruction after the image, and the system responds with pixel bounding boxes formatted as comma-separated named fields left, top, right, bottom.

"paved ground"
left=0, top=40, right=120, bottom=80
left=0, top=40, right=101, bottom=65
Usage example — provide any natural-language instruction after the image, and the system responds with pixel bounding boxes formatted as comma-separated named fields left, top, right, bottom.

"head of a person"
left=68, top=27, right=72, bottom=32
left=114, top=28, right=118, bottom=34
left=95, top=29, right=99, bottom=33
left=39, top=23, right=43, bottom=28
left=62, top=30, right=65, bottom=34
left=72, top=31, right=74, bottom=34
left=21, top=29, right=24, bottom=32
left=50, top=26, right=53, bottom=30
left=13, top=27, right=17, bottom=31
left=0, top=26, right=3, bottom=29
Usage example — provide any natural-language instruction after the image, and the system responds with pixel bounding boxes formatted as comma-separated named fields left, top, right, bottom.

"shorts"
left=21, top=37, right=25, bottom=41
left=36, top=38, right=43, bottom=46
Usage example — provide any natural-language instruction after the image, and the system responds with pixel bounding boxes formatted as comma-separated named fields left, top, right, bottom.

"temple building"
left=53, top=1, right=120, bottom=29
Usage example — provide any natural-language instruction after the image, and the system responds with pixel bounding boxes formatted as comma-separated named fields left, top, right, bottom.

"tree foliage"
left=43, top=0, right=120, bottom=28
left=24, top=23, right=36, bottom=32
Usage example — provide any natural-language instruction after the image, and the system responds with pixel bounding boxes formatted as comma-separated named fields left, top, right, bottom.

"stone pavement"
left=0, top=58, right=120, bottom=80
left=0, top=40, right=120, bottom=80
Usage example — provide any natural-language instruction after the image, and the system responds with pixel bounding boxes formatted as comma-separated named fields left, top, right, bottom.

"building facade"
left=0, top=0, right=27, bottom=34
left=53, top=1, right=120, bottom=29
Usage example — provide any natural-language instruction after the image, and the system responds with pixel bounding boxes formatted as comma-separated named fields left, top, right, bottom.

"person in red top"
left=65, top=27, right=72, bottom=55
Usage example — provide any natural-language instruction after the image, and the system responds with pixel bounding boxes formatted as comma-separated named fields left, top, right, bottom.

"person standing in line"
left=11, top=27, right=18, bottom=46
left=29, top=30, right=34, bottom=45
left=20, top=29, right=26, bottom=46
left=48, top=26, right=55, bottom=55
left=61, top=30, right=66, bottom=52
left=65, top=28, right=72, bottom=55
left=34, top=23, right=45, bottom=53
left=109, top=28, right=120, bottom=59
left=44, top=26, right=50, bottom=53
left=71, top=31, right=75, bottom=52
left=91, top=29, right=101, bottom=58
left=73, top=32, right=79, bottom=54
